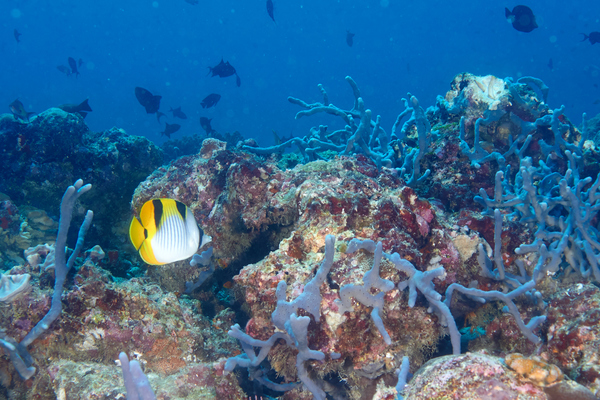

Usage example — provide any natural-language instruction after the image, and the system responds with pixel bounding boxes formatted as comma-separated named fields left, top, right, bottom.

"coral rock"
left=403, top=352, right=547, bottom=400
left=505, top=353, right=563, bottom=386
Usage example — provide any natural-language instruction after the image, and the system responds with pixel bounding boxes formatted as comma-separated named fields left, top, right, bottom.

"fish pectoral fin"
left=129, top=217, right=146, bottom=251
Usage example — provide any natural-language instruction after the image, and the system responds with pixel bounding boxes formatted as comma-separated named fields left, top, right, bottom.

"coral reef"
left=0, top=272, right=30, bottom=302
left=2, top=72, right=600, bottom=399
left=0, top=248, right=243, bottom=398
left=0, top=108, right=164, bottom=250
left=130, top=135, right=548, bottom=398
left=0, top=199, right=58, bottom=268
left=544, top=283, right=600, bottom=396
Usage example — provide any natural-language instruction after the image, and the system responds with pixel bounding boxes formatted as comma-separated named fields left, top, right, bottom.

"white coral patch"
left=75, top=328, right=106, bottom=351
left=324, top=308, right=347, bottom=332
left=452, top=234, right=481, bottom=261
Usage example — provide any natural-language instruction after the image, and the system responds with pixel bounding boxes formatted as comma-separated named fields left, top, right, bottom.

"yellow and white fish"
left=129, top=198, right=202, bottom=265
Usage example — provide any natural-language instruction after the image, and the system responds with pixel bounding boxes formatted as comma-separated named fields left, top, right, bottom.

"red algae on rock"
left=0, top=252, right=241, bottom=399
left=128, top=133, right=556, bottom=399
left=544, top=283, right=600, bottom=397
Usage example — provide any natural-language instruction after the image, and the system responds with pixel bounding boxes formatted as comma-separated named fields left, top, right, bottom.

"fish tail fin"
left=129, top=217, right=146, bottom=251
left=79, top=98, right=92, bottom=112
left=157, top=111, right=165, bottom=123
left=504, top=7, right=512, bottom=18
left=580, top=33, right=589, bottom=42
left=206, top=67, right=212, bottom=76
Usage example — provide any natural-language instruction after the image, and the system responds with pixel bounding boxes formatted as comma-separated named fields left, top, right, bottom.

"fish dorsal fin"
left=155, top=198, right=184, bottom=227
left=175, top=199, right=187, bottom=219
left=158, top=199, right=184, bottom=224
left=129, top=217, right=146, bottom=251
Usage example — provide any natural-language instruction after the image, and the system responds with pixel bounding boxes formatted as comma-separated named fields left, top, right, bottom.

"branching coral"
left=0, top=180, right=93, bottom=380
left=242, top=76, right=432, bottom=186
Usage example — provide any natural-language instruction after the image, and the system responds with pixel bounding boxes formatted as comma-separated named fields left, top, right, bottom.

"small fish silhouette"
left=208, top=59, right=236, bottom=77
left=14, top=29, right=21, bottom=43
left=57, top=99, right=92, bottom=119
left=135, top=87, right=163, bottom=123
left=161, top=123, right=181, bottom=138
left=9, top=99, right=34, bottom=122
left=505, top=5, right=538, bottom=33
left=266, top=0, right=275, bottom=22
left=135, top=87, right=162, bottom=114
left=581, top=32, right=600, bottom=45
left=201, top=94, right=221, bottom=109
left=200, top=117, right=214, bottom=135
left=68, top=57, right=80, bottom=77
left=169, top=106, right=188, bottom=119
left=208, top=59, right=241, bottom=86
left=346, top=31, right=355, bottom=47
left=57, top=65, right=72, bottom=76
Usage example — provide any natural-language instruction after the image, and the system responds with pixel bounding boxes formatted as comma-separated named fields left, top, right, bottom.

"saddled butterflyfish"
left=129, top=198, right=201, bottom=265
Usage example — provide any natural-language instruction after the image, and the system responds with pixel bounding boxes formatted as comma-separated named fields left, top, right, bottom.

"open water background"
left=2, top=0, right=599, bottom=146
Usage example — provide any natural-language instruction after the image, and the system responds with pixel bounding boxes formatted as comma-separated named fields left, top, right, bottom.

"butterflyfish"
left=129, top=199, right=200, bottom=265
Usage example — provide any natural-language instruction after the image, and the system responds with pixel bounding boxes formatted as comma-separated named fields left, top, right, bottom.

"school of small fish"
left=8, top=2, right=600, bottom=267
left=10, top=3, right=600, bottom=142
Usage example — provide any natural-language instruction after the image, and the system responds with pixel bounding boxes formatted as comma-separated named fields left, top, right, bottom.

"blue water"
left=2, top=0, right=599, bottom=146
